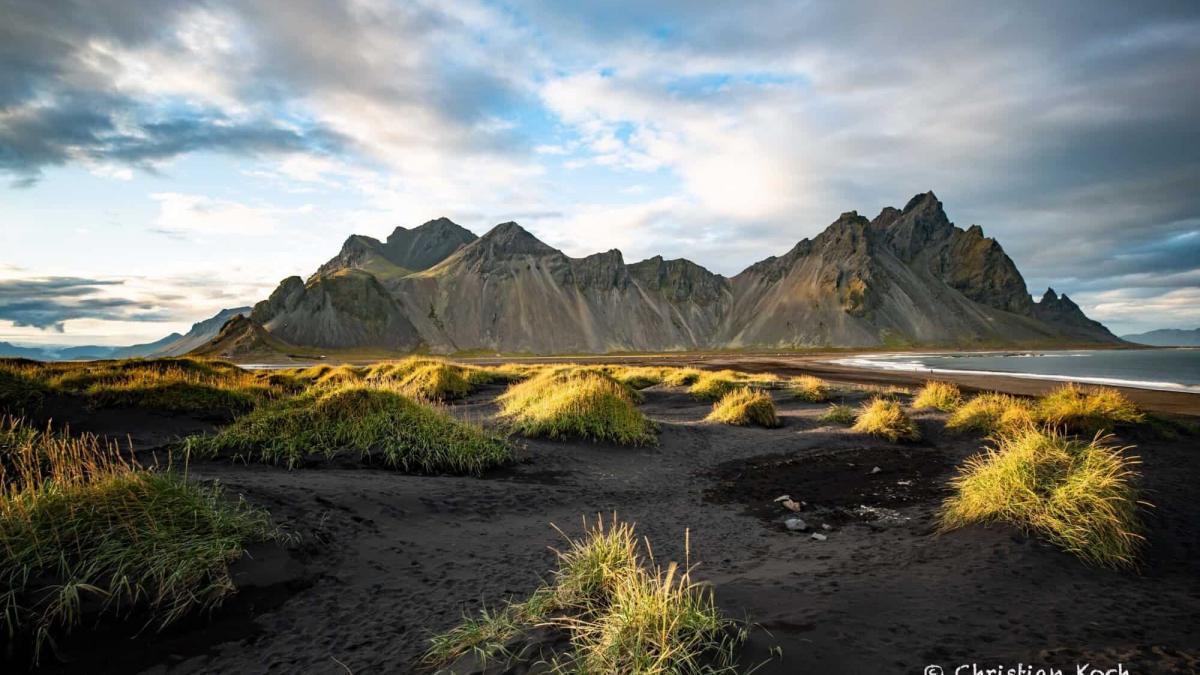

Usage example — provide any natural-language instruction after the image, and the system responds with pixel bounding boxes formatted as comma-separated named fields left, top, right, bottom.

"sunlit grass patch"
left=1035, top=384, right=1145, bottom=435
left=939, top=426, right=1144, bottom=568
left=788, top=375, right=830, bottom=403
left=687, top=370, right=743, bottom=402
left=851, top=397, right=920, bottom=442
left=0, top=417, right=276, bottom=658
left=606, top=366, right=672, bottom=390
left=497, top=369, right=655, bottom=445
left=425, top=516, right=743, bottom=673
left=912, top=380, right=964, bottom=412
left=818, top=403, right=855, bottom=426
left=0, top=360, right=50, bottom=414
left=186, top=384, right=511, bottom=474
left=394, top=362, right=471, bottom=401
left=946, top=393, right=1034, bottom=434
left=661, top=368, right=703, bottom=387
left=706, top=388, right=780, bottom=428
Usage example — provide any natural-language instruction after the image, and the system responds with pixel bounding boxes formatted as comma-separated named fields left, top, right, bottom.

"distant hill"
left=246, top=192, right=1122, bottom=354
left=1121, top=327, right=1200, bottom=346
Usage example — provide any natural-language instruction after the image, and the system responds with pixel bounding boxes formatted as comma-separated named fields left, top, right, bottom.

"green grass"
left=662, top=368, right=703, bottom=387
left=0, top=357, right=280, bottom=418
left=939, top=426, right=1144, bottom=568
left=706, top=388, right=780, bottom=428
left=945, top=392, right=1034, bottom=434
left=687, top=369, right=777, bottom=402
left=0, top=417, right=276, bottom=658
left=497, top=368, right=656, bottom=445
left=186, top=383, right=512, bottom=474
left=425, top=516, right=743, bottom=673
left=788, top=375, right=830, bottom=403
left=851, top=397, right=920, bottom=442
left=912, top=380, right=963, bottom=412
left=818, top=403, right=856, bottom=426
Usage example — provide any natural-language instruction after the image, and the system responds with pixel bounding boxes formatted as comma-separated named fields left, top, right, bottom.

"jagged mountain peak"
left=476, top=221, right=558, bottom=256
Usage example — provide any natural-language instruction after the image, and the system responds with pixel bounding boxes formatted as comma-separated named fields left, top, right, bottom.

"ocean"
left=830, top=348, right=1200, bottom=393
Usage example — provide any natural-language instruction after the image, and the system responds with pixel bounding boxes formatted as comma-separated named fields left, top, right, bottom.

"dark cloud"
left=0, top=277, right=172, bottom=330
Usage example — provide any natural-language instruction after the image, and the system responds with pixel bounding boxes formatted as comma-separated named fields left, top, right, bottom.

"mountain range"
left=204, top=191, right=1120, bottom=357
left=1120, top=327, right=1200, bottom=347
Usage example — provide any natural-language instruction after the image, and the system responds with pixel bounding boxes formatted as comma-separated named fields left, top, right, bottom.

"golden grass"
left=912, top=380, right=964, bottom=412
left=705, top=388, right=780, bottom=428
left=186, top=383, right=511, bottom=474
left=939, top=426, right=1144, bottom=568
left=497, top=369, right=655, bottom=445
left=818, top=403, right=856, bottom=426
left=425, top=516, right=742, bottom=673
left=1035, top=384, right=1145, bottom=435
left=788, top=374, right=830, bottom=403
left=946, top=393, right=1035, bottom=434
left=661, top=368, right=703, bottom=387
left=687, top=370, right=745, bottom=402
left=395, top=362, right=471, bottom=401
left=851, top=397, right=920, bottom=442
left=0, top=417, right=275, bottom=657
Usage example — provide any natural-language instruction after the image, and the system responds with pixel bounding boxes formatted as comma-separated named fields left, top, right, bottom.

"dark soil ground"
left=9, top=379, right=1200, bottom=675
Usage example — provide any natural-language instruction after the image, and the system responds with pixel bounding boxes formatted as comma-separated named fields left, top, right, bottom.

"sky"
left=1, top=0, right=1198, bottom=345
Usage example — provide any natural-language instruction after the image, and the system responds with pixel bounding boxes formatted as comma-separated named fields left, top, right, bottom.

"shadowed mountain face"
left=245, top=193, right=1121, bottom=354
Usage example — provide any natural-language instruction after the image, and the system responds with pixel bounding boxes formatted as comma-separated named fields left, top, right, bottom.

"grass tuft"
left=818, top=403, right=856, bottom=426
left=425, top=516, right=742, bottom=673
left=946, top=393, right=1034, bottom=435
left=1035, top=384, right=1145, bottom=435
left=912, top=380, right=964, bottom=412
left=705, top=388, right=780, bottom=428
left=186, top=383, right=511, bottom=474
left=0, top=417, right=276, bottom=658
left=662, top=368, right=703, bottom=387
left=788, top=375, right=830, bottom=403
left=497, top=369, right=656, bottom=445
left=939, top=426, right=1144, bottom=568
left=851, top=397, right=920, bottom=442
left=395, top=363, right=471, bottom=401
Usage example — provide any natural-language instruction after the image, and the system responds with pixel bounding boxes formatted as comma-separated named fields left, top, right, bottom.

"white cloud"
left=150, top=192, right=312, bottom=236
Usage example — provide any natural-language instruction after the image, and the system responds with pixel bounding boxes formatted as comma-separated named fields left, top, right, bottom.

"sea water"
left=831, top=348, right=1200, bottom=393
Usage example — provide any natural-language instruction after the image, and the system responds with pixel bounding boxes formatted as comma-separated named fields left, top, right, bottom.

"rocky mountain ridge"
left=244, top=192, right=1121, bottom=354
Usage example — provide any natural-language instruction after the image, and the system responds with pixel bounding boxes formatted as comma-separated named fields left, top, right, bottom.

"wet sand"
left=10, top=369, right=1200, bottom=674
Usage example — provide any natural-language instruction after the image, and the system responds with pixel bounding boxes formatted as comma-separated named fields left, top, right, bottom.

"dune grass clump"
left=706, top=388, right=780, bottom=428
left=1035, top=384, right=1145, bottom=435
left=912, top=380, right=964, bottom=412
left=606, top=366, right=672, bottom=390
left=851, top=397, right=920, bottom=442
left=425, top=517, right=742, bottom=673
left=187, top=384, right=511, bottom=474
left=788, top=374, right=830, bottom=403
left=0, top=360, right=50, bottom=414
left=497, top=369, right=656, bottom=445
left=0, top=417, right=276, bottom=657
left=946, top=393, right=1035, bottom=435
left=662, top=368, right=703, bottom=387
left=818, top=403, right=856, bottom=426
left=687, top=370, right=744, bottom=402
left=395, top=363, right=471, bottom=401
left=939, top=426, right=1143, bottom=568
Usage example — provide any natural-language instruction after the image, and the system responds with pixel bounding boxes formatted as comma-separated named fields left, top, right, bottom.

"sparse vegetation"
left=0, top=417, right=276, bottom=657
left=940, top=426, right=1143, bottom=568
left=788, top=374, right=830, bottom=402
left=706, top=388, right=780, bottom=428
left=818, top=403, right=856, bottom=426
left=187, top=383, right=511, bottom=474
left=688, top=370, right=746, bottom=402
left=425, top=516, right=743, bottom=673
left=1034, top=384, right=1145, bottom=435
left=946, top=392, right=1034, bottom=434
left=662, top=368, right=703, bottom=387
left=497, top=369, right=656, bottom=445
left=912, top=380, right=963, bottom=412
left=851, top=397, right=920, bottom=442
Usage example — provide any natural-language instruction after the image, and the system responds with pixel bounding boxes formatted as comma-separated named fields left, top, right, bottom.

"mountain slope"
left=247, top=193, right=1122, bottom=354
left=1121, top=327, right=1200, bottom=346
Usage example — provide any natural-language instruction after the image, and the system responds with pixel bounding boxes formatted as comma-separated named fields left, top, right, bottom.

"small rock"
left=870, top=466, right=882, bottom=474
left=784, top=517, right=809, bottom=532
left=780, top=499, right=802, bottom=512
left=811, top=533, right=827, bottom=541
left=821, top=523, right=833, bottom=531
left=773, top=494, right=792, bottom=503
left=896, top=480, right=913, bottom=486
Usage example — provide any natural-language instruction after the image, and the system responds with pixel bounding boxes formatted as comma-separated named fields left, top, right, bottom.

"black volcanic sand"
left=12, top=384, right=1200, bottom=674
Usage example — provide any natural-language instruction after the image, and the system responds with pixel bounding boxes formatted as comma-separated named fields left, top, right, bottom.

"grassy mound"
left=662, top=368, right=703, bottom=387
left=497, top=369, right=655, bottom=445
left=912, top=380, right=963, bottom=412
left=706, top=388, right=780, bottom=428
left=687, top=370, right=745, bottom=402
left=940, top=427, right=1143, bottom=568
left=788, top=375, right=830, bottom=403
left=946, top=393, right=1034, bottom=434
left=425, top=517, right=742, bottom=673
left=0, top=417, right=276, bottom=657
left=851, top=397, right=920, bottom=442
left=818, top=403, right=856, bottom=426
left=1035, top=384, right=1145, bottom=435
left=1, top=358, right=277, bottom=418
left=0, top=361, right=50, bottom=414
left=187, top=384, right=511, bottom=474
left=395, top=363, right=471, bottom=401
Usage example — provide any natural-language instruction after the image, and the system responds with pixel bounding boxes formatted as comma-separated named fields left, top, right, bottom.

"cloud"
left=149, top=192, right=314, bottom=236
left=0, top=276, right=170, bottom=330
